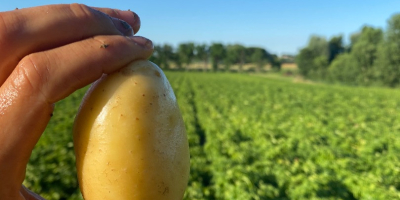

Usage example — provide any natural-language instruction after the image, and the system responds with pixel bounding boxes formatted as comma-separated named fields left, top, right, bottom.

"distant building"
left=280, top=54, right=296, bottom=63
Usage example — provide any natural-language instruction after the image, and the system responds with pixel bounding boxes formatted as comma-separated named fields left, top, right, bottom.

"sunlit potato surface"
left=73, top=60, right=190, bottom=200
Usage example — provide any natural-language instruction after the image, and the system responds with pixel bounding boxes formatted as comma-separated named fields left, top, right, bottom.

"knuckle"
left=69, top=3, right=109, bottom=23
left=99, top=8, right=119, bottom=17
left=69, top=3, right=99, bottom=23
left=69, top=3, right=117, bottom=34
left=0, top=13, right=15, bottom=51
left=17, top=54, right=51, bottom=102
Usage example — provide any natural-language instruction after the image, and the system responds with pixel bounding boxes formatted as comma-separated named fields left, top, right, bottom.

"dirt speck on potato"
left=154, top=71, right=161, bottom=77
left=157, top=181, right=170, bottom=195
left=163, top=187, right=169, bottom=195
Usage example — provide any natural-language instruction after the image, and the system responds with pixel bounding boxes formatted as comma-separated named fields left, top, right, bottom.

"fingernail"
left=121, top=20, right=131, bottom=30
left=129, top=36, right=153, bottom=49
left=131, top=11, right=137, bottom=22
left=131, top=12, right=140, bottom=34
left=112, top=18, right=134, bottom=36
left=120, top=20, right=134, bottom=36
left=117, top=10, right=140, bottom=34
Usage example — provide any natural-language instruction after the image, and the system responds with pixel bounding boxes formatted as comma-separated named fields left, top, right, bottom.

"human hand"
left=0, top=4, right=153, bottom=200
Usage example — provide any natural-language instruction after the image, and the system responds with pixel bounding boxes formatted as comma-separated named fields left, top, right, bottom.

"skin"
left=0, top=4, right=154, bottom=200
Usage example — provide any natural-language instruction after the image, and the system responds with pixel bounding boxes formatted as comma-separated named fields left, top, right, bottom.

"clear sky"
left=1, top=1, right=400, bottom=55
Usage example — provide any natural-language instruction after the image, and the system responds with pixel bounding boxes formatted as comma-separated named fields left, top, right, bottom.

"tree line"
left=149, top=43, right=282, bottom=72
left=297, top=13, right=400, bottom=87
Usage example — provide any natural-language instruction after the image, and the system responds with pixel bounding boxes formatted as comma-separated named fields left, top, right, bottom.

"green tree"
left=225, top=44, right=246, bottom=72
left=328, top=35, right=345, bottom=63
left=162, top=44, right=175, bottom=68
left=327, top=26, right=383, bottom=85
left=195, top=44, right=209, bottom=71
left=178, top=42, right=195, bottom=70
left=351, top=26, right=383, bottom=84
left=249, top=47, right=268, bottom=72
left=296, top=35, right=329, bottom=79
left=269, top=54, right=281, bottom=71
left=149, top=44, right=175, bottom=69
left=328, top=53, right=359, bottom=84
left=348, top=32, right=361, bottom=52
left=209, top=43, right=226, bottom=71
left=375, top=14, right=400, bottom=86
left=296, top=48, right=314, bottom=77
left=308, top=35, right=329, bottom=57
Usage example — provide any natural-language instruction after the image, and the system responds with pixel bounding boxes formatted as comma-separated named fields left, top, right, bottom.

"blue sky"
left=1, top=1, right=400, bottom=55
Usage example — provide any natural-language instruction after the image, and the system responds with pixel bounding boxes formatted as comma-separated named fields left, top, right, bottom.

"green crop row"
left=169, top=72, right=400, bottom=200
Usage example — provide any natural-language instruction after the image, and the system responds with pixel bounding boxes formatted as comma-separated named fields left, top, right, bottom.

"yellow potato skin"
left=73, top=60, right=190, bottom=200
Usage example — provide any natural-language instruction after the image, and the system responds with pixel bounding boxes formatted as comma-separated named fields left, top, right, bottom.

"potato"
left=73, top=60, right=190, bottom=200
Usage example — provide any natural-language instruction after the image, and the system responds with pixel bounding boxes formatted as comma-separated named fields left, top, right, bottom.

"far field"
left=25, top=71, right=400, bottom=200
left=165, top=62, right=298, bottom=72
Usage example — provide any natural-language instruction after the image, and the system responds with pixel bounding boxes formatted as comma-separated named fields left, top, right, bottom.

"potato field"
left=24, top=72, right=400, bottom=200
